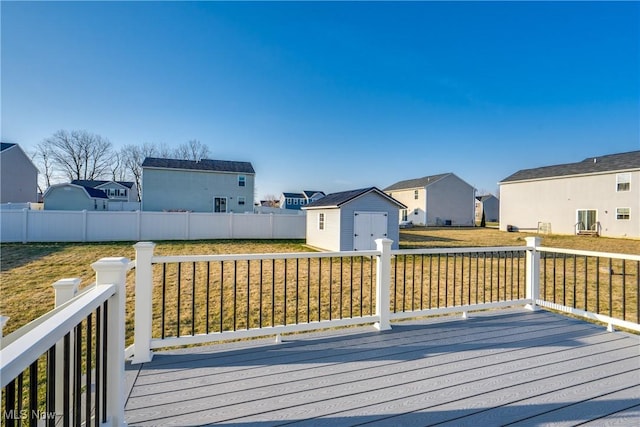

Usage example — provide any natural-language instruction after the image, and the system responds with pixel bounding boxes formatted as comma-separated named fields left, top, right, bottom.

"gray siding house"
left=384, top=173, right=476, bottom=226
left=302, top=187, right=406, bottom=251
left=475, top=194, right=500, bottom=224
left=43, top=183, right=109, bottom=211
left=141, top=157, right=255, bottom=212
left=499, top=150, right=640, bottom=238
left=0, top=142, right=38, bottom=203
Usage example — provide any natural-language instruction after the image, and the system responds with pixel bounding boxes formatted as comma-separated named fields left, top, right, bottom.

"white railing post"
left=0, top=315, right=8, bottom=340
left=92, top=257, right=130, bottom=427
left=525, top=237, right=541, bottom=311
left=374, top=238, right=393, bottom=331
left=53, top=278, right=80, bottom=421
left=132, top=242, right=156, bottom=364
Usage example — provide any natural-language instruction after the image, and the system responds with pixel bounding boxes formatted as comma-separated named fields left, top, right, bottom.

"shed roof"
left=72, top=180, right=135, bottom=189
left=142, top=157, right=255, bottom=174
left=384, top=173, right=451, bottom=191
left=500, top=151, right=640, bottom=183
left=44, top=183, right=109, bottom=199
left=303, top=187, right=406, bottom=210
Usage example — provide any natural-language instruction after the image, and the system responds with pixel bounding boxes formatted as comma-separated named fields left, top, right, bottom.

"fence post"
left=132, top=242, right=156, bottom=364
left=374, top=238, right=393, bottom=331
left=53, top=278, right=80, bottom=420
left=525, top=237, right=541, bottom=311
left=22, top=208, right=28, bottom=243
left=92, top=257, right=130, bottom=427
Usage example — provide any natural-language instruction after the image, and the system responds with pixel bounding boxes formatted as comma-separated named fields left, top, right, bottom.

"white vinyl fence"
left=1, top=209, right=306, bottom=243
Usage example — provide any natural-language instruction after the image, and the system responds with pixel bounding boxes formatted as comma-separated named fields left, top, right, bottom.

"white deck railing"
left=2, top=237, right=637, bottom=426
left=0, top=257, right=131, bottom=427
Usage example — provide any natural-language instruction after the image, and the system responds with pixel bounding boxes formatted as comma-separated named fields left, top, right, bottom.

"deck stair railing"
left=0, top=257, right=131, bottom=427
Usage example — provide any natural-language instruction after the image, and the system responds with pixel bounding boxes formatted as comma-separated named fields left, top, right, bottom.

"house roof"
left=44, top=183, right=109, bottom=199
left=384, top=173, right=451, bottom=191
left=282, top=192, right=305, bottom=198
left=302, top=190, right=325, bottom=198
left=71, top=180, right=135, bottom=189
left=303, top=187, right=406, bottom=210
left=1, top=142, right=17, bottom=152
left=142, top=157, right=255, bottom=174
left=476, top=195, right=496, bottom=202
left=500, top=151, right=640, bottom=183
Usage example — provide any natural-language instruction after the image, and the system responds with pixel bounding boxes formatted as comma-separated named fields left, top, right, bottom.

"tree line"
left=31, top=130, right=212, bottom=201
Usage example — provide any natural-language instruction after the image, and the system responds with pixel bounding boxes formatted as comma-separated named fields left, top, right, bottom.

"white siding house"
left=141, top=158, right=255, bottom=213
left=475, top=194, right=500, bottom=224
left=0, top=142, right=38, bottom=203
left=302, top=187, right=406, bottom=251
left=499, top=150, right=640, bottom=238
left=384, top=173, right=476, bottom=226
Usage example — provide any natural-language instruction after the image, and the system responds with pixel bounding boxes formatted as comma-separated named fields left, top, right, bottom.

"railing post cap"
left=52, top=277, right=81, bottom=290
left=134, top=241, right=156, bottom=249
left=91, top=257, right=130, bottom=271
left=0, top=315, right=9, bottom=329
left=525, top=236, right=542, bottom=246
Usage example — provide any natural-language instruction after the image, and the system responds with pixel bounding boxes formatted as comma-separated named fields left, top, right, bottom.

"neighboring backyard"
left=1, top=227, right=638, bottom=337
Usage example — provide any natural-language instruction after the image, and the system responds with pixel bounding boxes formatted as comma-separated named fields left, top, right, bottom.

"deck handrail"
left=0, top=257, right=131, bottom=427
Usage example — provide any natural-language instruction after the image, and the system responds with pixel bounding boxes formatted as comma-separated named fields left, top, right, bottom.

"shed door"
left=353, top=212, right=388, bottom=251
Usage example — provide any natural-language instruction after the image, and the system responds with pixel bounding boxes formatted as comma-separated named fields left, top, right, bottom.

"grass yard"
left=1, top=229, right=638, bottom=337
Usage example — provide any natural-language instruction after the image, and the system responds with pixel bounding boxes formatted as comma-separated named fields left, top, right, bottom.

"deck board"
left=125, top=308, right=640, bottom=426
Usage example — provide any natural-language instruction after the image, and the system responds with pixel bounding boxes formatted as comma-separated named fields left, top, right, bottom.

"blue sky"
left=2, top=1, right=639, bottom=198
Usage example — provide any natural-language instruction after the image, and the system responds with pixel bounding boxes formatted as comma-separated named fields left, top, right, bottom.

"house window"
left=616, top=173, right=630, bottom=192
left=238, top=197, right=246, bottom=206
left=414, top=190, right=419, bottom=200
left=401, top=209, right=408, bottom=221
left=238, top=176, right=246, bottom=187
left=616, top=207, right=630, bottom=220
left=318, top=213, right=325, bottom=230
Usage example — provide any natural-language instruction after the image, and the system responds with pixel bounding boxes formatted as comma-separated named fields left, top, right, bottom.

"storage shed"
left=302, top=187, right=406, bottom=251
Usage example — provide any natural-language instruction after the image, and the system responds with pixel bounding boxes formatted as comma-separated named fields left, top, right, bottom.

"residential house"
left=475, top=194, right=500, bottom=224
left=43, top=183, right=109, bottom=211
left=0, top=142, right=38, bottom=203
left=302, top=187, right=405, bottom=251
left=384, top=173, right=476, bottom=226
left=141, top=157, right=255, bottom=212
left=499, top=150, right=640, bottom=237
left=280, top=191, right=325, bottom=210
left=71, top=180, right=138, bottom=202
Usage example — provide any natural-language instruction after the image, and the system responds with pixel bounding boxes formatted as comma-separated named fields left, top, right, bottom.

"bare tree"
left=42, top=130, right=113, bottom=181
left=174, top=139, right=211, bottom=161
left=262, top=194, right=279, bottom=208
left=121, top=143, right=161, bottom=201
left=30, top=142, right=56, bottom=194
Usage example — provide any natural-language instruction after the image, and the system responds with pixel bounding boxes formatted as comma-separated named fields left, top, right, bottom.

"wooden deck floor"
left=125, top=309, right=640, bottom=426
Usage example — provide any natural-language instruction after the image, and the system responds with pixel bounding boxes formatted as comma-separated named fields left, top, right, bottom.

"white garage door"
left=353, top=212, right=388, bottom=251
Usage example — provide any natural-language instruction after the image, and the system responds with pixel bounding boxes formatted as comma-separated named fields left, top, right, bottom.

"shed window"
left=238, top=176, right=246, bottom=187
left=616, top=207, right=630, bottom=220
left=616, top=173, right=630, bottom=192
left=318, top=213, right=325, bottom=230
